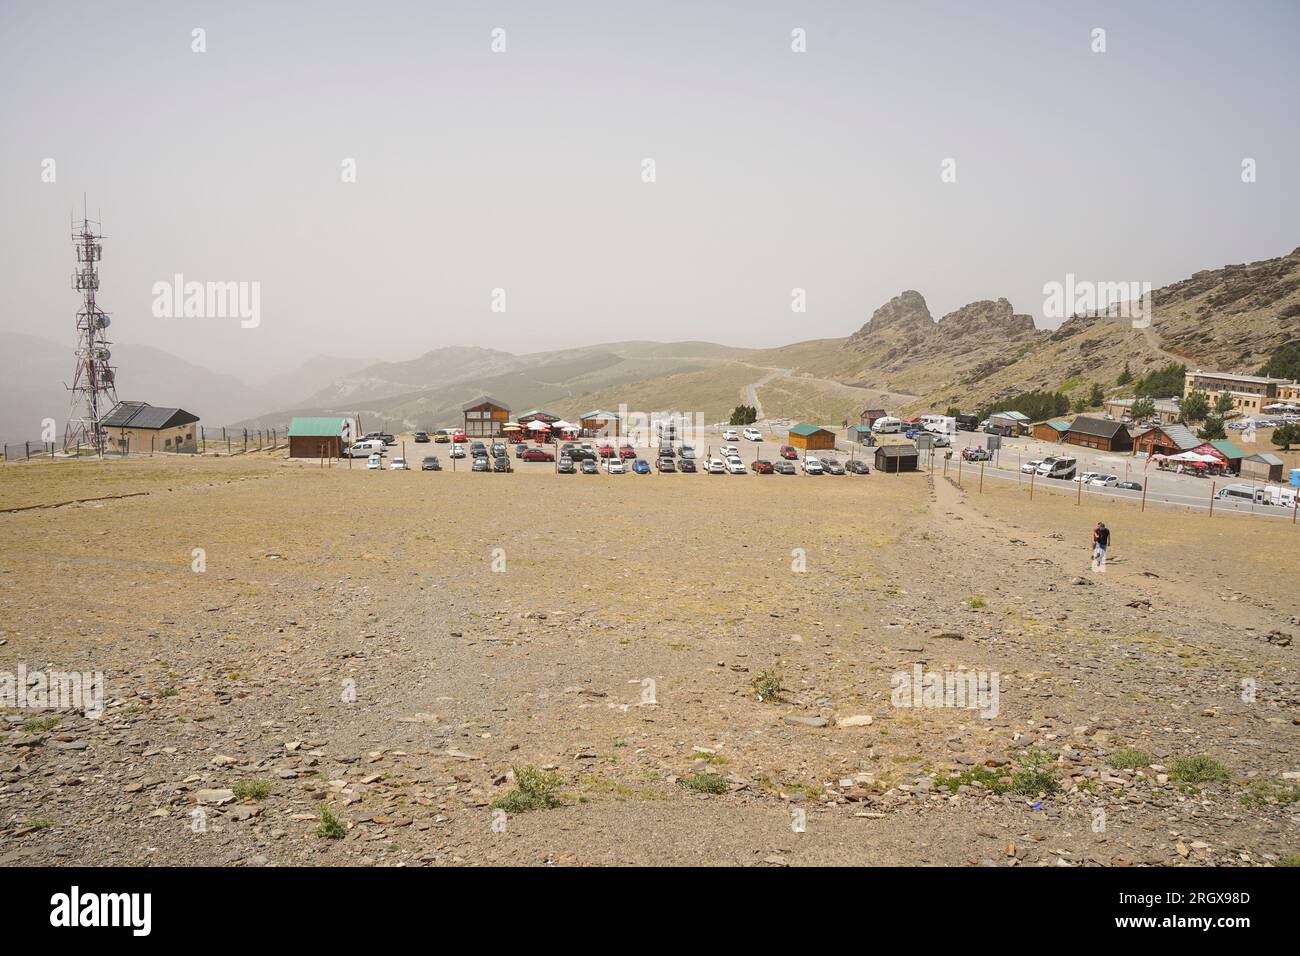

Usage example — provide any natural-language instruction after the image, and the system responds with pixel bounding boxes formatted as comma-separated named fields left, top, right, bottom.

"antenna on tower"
left=63, top=201, right=119, bottom=454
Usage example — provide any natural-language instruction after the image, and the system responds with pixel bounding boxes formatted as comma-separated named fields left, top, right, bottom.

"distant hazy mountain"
left=0, top=331, right=271, bottom=441
left=230, top=247, right=1300, bottom=432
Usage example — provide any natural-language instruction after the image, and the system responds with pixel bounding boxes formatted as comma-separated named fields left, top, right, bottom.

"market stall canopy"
left=552, top=420, right=575, bottom=430
left=527, top=421, right=550, bottom=431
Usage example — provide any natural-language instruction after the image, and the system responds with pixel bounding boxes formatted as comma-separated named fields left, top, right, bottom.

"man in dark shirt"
left=1092, top=522, right=1110, bottom=571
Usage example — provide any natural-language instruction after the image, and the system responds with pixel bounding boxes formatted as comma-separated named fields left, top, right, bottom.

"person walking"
left=1091, top=521, right=1110, bottom=571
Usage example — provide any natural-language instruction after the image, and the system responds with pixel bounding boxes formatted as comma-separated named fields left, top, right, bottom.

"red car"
left=750, top=459, right=774, bottom=474
left=520, top=447, right=555, bottom=462
left=598, top=444, right=615, bottom=458
left=618, top=445, right=636, bottom=459
left=452, top=433, right=467, bottom=443
left=779, top=445, right=798, bottom=460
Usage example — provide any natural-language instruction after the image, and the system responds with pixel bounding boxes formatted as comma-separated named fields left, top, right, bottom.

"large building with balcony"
left=1183, top=369, right=1292, bottom=414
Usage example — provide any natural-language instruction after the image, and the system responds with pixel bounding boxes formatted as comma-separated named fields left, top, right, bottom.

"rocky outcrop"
left=935, top=298, right=1037, bottom=339
left=848, top=291, right=934, bottom=342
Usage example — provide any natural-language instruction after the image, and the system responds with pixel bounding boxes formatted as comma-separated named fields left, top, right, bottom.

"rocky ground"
left=0, top=454, right=1296, bottom=866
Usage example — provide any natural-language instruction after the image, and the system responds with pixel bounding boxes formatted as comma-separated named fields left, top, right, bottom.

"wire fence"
left=2, top=427, right=282, bottom=463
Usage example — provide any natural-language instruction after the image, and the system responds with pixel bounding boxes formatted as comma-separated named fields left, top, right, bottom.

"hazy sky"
left=2, top=0, right=1297, bottom=383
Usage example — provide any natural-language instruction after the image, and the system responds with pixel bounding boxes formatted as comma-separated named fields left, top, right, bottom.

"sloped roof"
left=288, top=416, right=348, bottom=437
left=579, top=409, right=620, bottom=420
left=991, top=410, right=1030, bottom=421
left=1065, top=416, right=1127, bottom=440
left=101, top=401, right=199, bottom=430
left=462, top=395, right=510, bottom=412
left=1245, top=453, right=1284, bottom=466
left=516, top=408, right=560, bottom=421
left=789, top=422, right=833, bottom=437
left=1209, top=439, right=1247, bottom=460
left=1040, top=418, right=1072, bottom=431
left=876, top=444, right=918, bottom=457
left=1158, top=423, right=1201, bottom=450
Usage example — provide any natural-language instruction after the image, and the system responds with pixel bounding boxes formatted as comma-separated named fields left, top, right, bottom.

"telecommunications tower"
left=64, top=200, right=119, bottom=453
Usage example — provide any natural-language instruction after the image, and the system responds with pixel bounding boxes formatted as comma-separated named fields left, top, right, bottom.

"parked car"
left=1116, top=481, right=1142, bottom=491
left=802, top=456, right=824, bottom=474
left=632, top=458, right=652, bottom=474
left=414, top=431, right=430, bottom=443
left=606, top=458, right=625, bottom=474
left=779, top=445, right=798, bottom=460
left=962, top=447, right=991, bottom=462
left=1021, top=459, right=1043, bottom=474
left=822, top=457, right=845, bottom=475
left=679, top=445, right=696, bottom=460
left=742, top=427, right=762, bottom=442
left=750, top=459, right=774, bottom=474
left=449, top=444, right=466, bottom=459
left=927, top=433, right=951, bottom=447
left=470, top=442, right=487, bottom=457
left=433, top=430, right=452, bottom=443
left=520, top=447, right=555, bottom=462
left=658, top=445, right=676, bottom=458
left=678, top=458, right=697, bottom=473
left=1089, top=474, right=1118, bottom=487
left=846, top=459, right=870, bottom=475
left=581, top=459, right=599, bottom=475
left=471, top=456, right=491, bottom=472
left=348, top=439, right=385, bottom=458
left=366, top=453, right=383, bottom=470
left=725, top=456, right=746, bottom=474
left=451, top=432, right=467, bottom=443
left=491, top=443, right=506, bottom=458
left=1073, top=471, right=1101, bottom=484
left=720, top=444, right=740, bottom=459
left=655, top=457, right=676, bottom=472
left=722, top=429, right=739, bottom=441
left=774, top=460, right=796, bottom=475
left=706, top=458, right=726, bottom=474
left=619, top=444, right=636, bottom=459
left=598, top=443, right=615, bottom=458
left=557, top=457, right=576, bottom=473
left=420, top=455, right=441, bottom=471
left=493, top=456, right=512, bottom=473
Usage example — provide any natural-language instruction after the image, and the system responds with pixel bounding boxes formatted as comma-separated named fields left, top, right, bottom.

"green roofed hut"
left=288, top=416, right=356, bottom=459
left=787, top=423, right=837, bottom=451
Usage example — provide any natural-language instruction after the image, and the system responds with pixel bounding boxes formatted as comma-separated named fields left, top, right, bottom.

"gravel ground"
left=0, top=454, right=1296, bottom=866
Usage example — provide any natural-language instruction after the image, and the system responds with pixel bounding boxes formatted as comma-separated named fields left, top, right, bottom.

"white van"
left=1036, top=456, right=1077, bottom=479
left=1215, top=483, right=1259, bottom=504
left=872, top=416, right=903, bottom=434
left=348, top=439, right=385, bottom=458
left=920, top=415, right=956, bottom=435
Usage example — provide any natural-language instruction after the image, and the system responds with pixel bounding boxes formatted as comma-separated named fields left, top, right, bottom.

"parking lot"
left=331, top=425, right=1299, bottom=521
left=359, top=429, right=882, bottom=478
left=938, top=428, right=1298, bottom=519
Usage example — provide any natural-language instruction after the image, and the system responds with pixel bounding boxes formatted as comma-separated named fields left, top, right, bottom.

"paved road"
left=934, top=430, right=1297, bottom=519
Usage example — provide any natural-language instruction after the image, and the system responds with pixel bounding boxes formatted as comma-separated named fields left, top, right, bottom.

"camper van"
left=871, top=416, right=903, bottom=434
left=1035, top=456, right=1077, bottom=480
left=921, top=415, right=956, bottom=435
left=1217, top=483, right=1298, bottom=507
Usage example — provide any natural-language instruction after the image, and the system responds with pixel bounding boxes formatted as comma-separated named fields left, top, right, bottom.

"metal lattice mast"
left=64, top=200, right=118, bottom=453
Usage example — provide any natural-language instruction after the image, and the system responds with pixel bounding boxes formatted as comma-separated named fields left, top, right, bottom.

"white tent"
left=527, top=420, right=549, bottom=431
left=552, top=420, right=575, bottom=430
